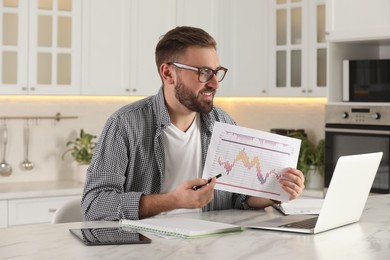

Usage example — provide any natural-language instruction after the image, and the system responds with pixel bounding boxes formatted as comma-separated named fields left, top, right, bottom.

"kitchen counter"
left=0, top=194, right=389, bottom=259
left=0, top=180, right=84, bottom=227
left=0, top=180, right=84, bottom=199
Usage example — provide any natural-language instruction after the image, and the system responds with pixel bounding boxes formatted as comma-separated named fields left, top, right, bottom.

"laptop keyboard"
left=279, top=217, right=318, bottom=229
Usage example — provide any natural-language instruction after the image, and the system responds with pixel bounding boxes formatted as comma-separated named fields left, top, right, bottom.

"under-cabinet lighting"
left=0, top=95, right=327, bottom=104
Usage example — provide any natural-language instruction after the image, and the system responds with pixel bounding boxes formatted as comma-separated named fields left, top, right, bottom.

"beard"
left=174, top=79, right=215, bottom=113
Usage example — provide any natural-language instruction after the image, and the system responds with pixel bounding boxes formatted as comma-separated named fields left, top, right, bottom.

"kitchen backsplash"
left=0, top=96, right=326, bottom=184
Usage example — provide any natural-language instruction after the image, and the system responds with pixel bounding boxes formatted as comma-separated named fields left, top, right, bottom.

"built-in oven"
left=325, top=104, right=390, bottom=193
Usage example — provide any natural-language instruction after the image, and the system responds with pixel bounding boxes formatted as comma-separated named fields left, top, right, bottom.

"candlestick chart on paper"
left=202, top=122, right=301, bottom=202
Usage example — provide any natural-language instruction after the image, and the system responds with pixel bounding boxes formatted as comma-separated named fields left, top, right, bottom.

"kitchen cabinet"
left=216, top=0, right=270, bottom=97
left=0, top=0, right=81, bottom=95
left=81, top=0, right=177, bottom=96
left=326, top=0, right=390, bottom=42
left=268, top=0, right=327, bottom=97
left=7, top=195, right=80, bottom=226
left=82, top=0, right=237, bottom=97
left=81, top=0, right=132, bottom=96
left=2, top=0, right=329, bottom=97
left=0, top=195, right=81, bottom=227
left=0, top=200, right=7, bottom=228
left=128, top=0, right=176, bottom=96
left=326, top=0, right=390, bottom=103
left=0, top=181, right=83, bottom=228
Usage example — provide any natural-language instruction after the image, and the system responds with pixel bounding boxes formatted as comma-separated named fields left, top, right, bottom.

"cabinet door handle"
left=48, top=208, right=57, bottom=213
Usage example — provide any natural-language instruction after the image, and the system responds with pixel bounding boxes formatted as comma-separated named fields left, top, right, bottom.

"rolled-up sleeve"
left=81, top=116, right=143, bottom=220
left=81, top=97, right=163, bottom=221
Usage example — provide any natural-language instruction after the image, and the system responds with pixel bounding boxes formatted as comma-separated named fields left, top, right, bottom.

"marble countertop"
left=0, top=194, right=389, bottom=260
left=0, top=180, right=84, bottom=200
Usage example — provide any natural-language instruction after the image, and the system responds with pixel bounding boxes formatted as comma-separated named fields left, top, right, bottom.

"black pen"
left=192, top=173, right=222, bottom=191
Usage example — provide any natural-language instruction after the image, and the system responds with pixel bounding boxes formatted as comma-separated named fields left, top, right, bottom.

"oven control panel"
left=325, top=104, right=390, bottom=125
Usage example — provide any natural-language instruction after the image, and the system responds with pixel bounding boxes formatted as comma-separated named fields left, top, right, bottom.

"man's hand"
left=172, top=178, right=216, bottom=208
left=245, top=167, right=305, bottom=208
left=139, top=177, right=216, bottom=219
left=279, top=167, right=305, bottom=200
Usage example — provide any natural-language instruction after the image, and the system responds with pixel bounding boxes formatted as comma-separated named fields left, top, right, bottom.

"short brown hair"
left=155, top=26, right=217, bottom=71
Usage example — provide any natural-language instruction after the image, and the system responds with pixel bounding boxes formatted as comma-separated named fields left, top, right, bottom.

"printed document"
left=202, top=122, right=301, bottom=202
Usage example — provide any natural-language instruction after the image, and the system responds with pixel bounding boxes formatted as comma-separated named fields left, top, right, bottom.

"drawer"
left=0, top=200, right=7, bottom=228
left=8, top=195, right=81, bottom=226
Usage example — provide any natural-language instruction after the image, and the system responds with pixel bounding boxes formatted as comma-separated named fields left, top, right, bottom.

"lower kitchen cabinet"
left=1, top=195, right=81, bottom=228
left=0, top=200, right=7, bottom=228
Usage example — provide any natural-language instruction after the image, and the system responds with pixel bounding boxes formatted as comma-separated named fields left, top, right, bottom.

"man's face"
left=173, top=47, right=221, bottom=113
left=174, top=75, right=215, bottom=113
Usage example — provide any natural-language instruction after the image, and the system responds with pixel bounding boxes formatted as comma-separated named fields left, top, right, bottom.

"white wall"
left=0, top=96, right=325, bottom=184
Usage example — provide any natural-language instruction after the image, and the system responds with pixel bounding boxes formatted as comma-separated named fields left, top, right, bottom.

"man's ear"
left=160, top=64, right=175, bottom=85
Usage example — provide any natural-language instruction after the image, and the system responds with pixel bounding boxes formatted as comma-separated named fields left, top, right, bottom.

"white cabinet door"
left=219, top=0, right=269, bottom=97
left=174, top=0, right=270, bottom=97
left=81, top=0, right=174, bottom=96
left=268, top=0, right=327, bottom=97
left=0, top=0, right=29, bottom=94
left=326, top=0, right=390, bottom=41
left=0, top=0, right=82, bottom=95
left=81, top=0, right=131, bottom=96
left=129, top=0, right=175, bottom=96
left=0, top=200, right=7, bottom=228
left=28, top=0, right=81, bottom=95
left=7, top=195, right=80, bottom=226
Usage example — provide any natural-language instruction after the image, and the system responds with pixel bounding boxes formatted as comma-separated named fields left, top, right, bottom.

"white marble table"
left=0, top=194, right=389, bottom=260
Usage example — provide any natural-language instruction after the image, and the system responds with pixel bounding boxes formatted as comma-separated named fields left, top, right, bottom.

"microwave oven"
left=343, top=59, right=390, bottom=102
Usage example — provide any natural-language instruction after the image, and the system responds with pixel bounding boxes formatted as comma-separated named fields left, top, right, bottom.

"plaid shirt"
left=81, top=88, right=248, bottom=221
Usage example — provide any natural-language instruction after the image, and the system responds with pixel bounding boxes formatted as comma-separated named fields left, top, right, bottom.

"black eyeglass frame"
left=167, top=62, right=228, bottom=83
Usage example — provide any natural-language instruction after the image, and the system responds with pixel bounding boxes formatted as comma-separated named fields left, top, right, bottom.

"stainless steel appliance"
left=343, top=59, right=390, bottom=102
left=325, top=103, right=390, bottom=193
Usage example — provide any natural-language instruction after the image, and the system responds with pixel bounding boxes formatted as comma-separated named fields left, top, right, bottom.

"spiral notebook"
left=120, top=216, right=243, bottom=238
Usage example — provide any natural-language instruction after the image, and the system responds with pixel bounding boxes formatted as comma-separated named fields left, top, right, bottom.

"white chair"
left=51, top=198, right=83, bottom=224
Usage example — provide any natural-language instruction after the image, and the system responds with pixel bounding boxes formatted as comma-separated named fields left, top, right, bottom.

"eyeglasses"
left=168, top=62, right=228, bottom=83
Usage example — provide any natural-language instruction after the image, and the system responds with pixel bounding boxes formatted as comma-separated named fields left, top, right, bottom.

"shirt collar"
left=153, top=87, right=171, bottom=130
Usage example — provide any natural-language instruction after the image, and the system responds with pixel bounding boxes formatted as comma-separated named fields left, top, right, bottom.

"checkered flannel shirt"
left=81, top=87, right=248, bottom=221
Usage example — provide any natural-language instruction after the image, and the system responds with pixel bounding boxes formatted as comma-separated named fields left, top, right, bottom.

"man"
left=81, top=26, right=304, bottom=221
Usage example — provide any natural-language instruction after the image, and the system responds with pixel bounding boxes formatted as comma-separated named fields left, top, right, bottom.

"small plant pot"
left=305, top=165, right=324, bottom=190
left=74, top=164, right=89, bottom=183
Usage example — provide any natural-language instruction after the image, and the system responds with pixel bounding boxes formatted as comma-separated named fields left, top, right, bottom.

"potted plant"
left=288, top=132, right=325, bottom=189
left=62, top=129, right=97, bottom=183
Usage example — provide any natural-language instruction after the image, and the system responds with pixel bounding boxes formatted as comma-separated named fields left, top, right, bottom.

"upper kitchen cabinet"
left=81, top=0, right=174, bottom=96
left=326, top=0, right=390, bottom=42
left=80, top=0, right=131, bottom=95
left=326, top=0, right=390, bottom=103
left=128, top=0, right=175, bottom=96
left=174, top=0, right=270, bottom=97
left=268, top=0, right=327, bottom=97
left=0, top=0, right=81, bottom=95
left=215, top=0, right=270, bottom=97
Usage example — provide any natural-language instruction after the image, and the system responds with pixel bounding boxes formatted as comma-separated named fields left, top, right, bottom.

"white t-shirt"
left=161, top=114, right=202, bottom=215
left=161, top=114, right=202, bottom=192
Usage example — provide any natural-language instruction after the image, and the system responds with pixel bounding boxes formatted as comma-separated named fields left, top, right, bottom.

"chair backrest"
left=51, top=198, right=83, bottom=224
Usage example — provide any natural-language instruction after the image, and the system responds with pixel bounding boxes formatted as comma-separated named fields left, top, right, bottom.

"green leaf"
left=62, top=129, right=97, bottom=164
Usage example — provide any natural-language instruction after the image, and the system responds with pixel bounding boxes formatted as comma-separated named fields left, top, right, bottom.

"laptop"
left=247, top=152, right=383, bottom=234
